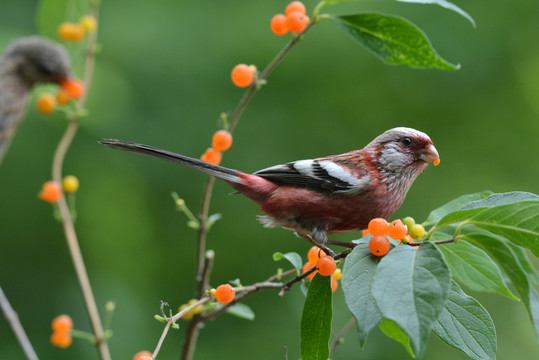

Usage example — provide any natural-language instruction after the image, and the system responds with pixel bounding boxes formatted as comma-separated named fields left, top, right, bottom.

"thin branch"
left=407, top=238, right=455, bottom=247
left=50, top=4, right=110, bottom=359
left=329, top=317, right=357, bottom=356
left=0, top=286, right=39, bottom=360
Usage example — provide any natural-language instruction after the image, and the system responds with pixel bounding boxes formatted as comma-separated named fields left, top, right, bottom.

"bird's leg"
left=299, top=230, right=336, bottom=257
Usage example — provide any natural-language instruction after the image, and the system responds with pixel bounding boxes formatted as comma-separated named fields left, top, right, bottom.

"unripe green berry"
left=402, top=216, right=415, bottom=229
left=409, top=224, right=425, bottom=240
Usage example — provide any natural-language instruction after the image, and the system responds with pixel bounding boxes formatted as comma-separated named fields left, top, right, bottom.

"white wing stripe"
left=293, top=159, right=315, bottom=177
left=319, top=160, right=362, bottom=186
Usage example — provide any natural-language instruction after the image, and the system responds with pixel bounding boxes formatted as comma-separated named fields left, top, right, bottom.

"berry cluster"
left=363, top=217, right=426, bottom=256
left=302, top=246, right=339, bottom=292
left=270, top=1, right=310, bottom=36
left=178, top=299, right=203, bottom=320
left=57, top=15, right=97, bottom=42
left=36, top=78, right=85, bottom=115
left=38, top=176, right=79, bottom=203
left=50, top=314, right=73, bottom=348
left=133, top=350, right=153, bottom=360
left=200, top=130, right=233, bottom=165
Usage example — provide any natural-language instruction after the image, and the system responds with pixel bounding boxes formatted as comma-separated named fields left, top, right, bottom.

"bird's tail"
left=100, top=139, right=243, bottom=184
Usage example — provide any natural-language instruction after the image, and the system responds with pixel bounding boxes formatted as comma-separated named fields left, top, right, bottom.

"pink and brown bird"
left=0, top=36, right=74, bottom=166
left=101, top=127, right=439, bottom=246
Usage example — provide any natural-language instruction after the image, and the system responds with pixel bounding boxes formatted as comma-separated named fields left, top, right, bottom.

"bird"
left=100, top=127, right=439, bottom=246
left=0, top=36, right=73, bottom=166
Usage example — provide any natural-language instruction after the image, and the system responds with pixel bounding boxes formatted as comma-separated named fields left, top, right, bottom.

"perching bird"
left=0, top=36, right=73, bottom=166
left=101, top=127, right=439, bottom=244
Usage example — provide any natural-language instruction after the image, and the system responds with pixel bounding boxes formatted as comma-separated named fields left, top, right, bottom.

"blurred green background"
left=1, top=0, right=538, bottom=359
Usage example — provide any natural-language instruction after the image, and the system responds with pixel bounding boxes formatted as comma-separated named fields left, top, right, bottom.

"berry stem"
left=50, top=3, right=110, bottom=360
left=329, top=317, right=357, bottom=356
left=0, top=286, right=38, bottom=360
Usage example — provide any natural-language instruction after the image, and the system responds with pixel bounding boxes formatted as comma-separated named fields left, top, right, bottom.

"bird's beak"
left=419, top=144, right=440, bottom=164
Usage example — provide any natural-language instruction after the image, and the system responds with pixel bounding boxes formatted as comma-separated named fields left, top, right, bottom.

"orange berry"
left=369, top=235, right=391, bottom=257
left=316, top=256, right=337, bottom=277
left=307, top=246, right=326, bottom=265
left=36, top=93, right=56, bottom=114
left=133, top=351, right=153, bottom=360
left=302, top=261, right=317, bottom=280
left=39, top=181, right=62, bottom=203
left=212, top=130, right=233, bottom=151
left=362, top=229, right=369, bottom=237
left=270, top=14, right=289, bottom=36
left=331, top=276, right=338, bottom=292
left=231, top=64, right=254, bottom=88
left=57, top=22, right=85, bottom=42
left=368, top=218, right=389, bottom=236
left=56, top=89, right=70, bottom=105
left=215, top=284, right=235, bottom=304
left=285, top=1, right=306, bottom=16
left=61, top=78, right=85, bottom=99
left=200, top=148, right=222, bottom=165
left=388, top=219, right=408, bottom=240
left=286, top=11, right=308, bottom=33
left=50, top=331, right=72, bottom=348
left=433, top=158, right=440, bottom=166
left=52, top=314, right=73, bottom=333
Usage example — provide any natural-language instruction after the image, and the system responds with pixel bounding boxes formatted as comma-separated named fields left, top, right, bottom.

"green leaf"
left=329, top=13, right=459, bottom=70
left=273, top=251, right=303, bottom=271
left=372, top=242, right=450, bottom=357
left=225, top=303, right=255, bottom=321
left=342, top=242, right=383, bottom=347
left=435, top=191, right=539, bottom=229
left=397, top=0, right=475, bottom=26
left=379, top=319, right=415, bottom=357
left=466, top=200, right=539, bottom=256
left=423, top=191, right=493, bottom=227
left=301, top=274, right=333, bottom=360
left=433, top=281, right=496, bottom=360
left=505, top=243, right=539, bottom=285
left=438, top=240, right=518, bottom=300
left=462, top=231, right=539, bottom=342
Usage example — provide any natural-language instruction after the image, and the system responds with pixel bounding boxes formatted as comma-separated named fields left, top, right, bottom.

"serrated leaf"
left=424, top=191, right=493, bottom=227
left=301, top=274, right=333, bottom=360
left=397, top=0, right=475, bottom=26
left=225, top=303, right=255, bottom=321
left=462, top=231, right=539, bottom=342
left=379, top=319, right=415, bottom=357
left=273, top=251, right=303, bottom=271
left=330, top=13, right=459, bottom=70
left=372, top=242, right=450, bottom=357
left=433, top=281, right=496, bottom=360
left=342, top=242, right=383, bottom=347
left=438, top=240, right=518, bottom=300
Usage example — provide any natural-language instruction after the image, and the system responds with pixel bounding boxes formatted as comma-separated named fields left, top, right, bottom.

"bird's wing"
left=254, top=158, right=371, bottom=194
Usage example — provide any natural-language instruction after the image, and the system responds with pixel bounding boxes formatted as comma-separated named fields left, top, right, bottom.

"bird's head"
left=366, top=127, right=439, bottom=179
left=2, top=36, right=72, bottom=87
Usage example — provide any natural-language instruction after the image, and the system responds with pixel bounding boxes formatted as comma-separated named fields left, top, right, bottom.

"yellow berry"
left=333, top=268, right=342, bottom=280
left=402, top=216, right=415, bottom=229
left=409, top=224, right=426, bottom=240
left=79, top=15, right=98, bottom=32
left=62, top=175, right=79, bottom=193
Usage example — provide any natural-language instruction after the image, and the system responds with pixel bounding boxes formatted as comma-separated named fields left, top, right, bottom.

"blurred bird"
left=101, top=127, right=439, bottom=245
left=0, top=36, right=73, bottom=166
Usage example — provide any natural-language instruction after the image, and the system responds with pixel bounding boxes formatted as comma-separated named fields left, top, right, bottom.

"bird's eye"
left=401, top=137, right=413, bottom=147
